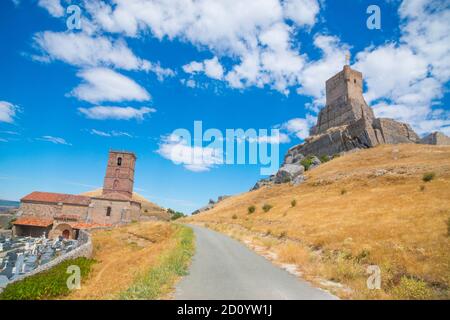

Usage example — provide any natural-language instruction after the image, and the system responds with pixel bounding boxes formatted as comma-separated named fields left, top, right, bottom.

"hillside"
left=186, top=144, right=450, bottom=299
left=81, top=189, right=170, bottom=221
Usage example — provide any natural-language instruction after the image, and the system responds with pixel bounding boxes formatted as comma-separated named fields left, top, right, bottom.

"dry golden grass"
left=67, top=222, right=176, bottom=299
left=186, top=144, right=450, bottom=299
left=82, top=189, right=170, bottom=220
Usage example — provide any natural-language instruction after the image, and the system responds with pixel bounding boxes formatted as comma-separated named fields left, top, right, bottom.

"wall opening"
left=106, top=206, right=111, bottom=217
left=117, top=157, right=122, bottom=166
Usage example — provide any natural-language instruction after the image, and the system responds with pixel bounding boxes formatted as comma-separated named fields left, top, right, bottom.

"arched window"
left=106, top=207, right=111, bottom=217
left=117, top=157, right=122, bottom=166
left=115, top=169, right=120, bottom=177
left=113, top=180, right=119, bottom=189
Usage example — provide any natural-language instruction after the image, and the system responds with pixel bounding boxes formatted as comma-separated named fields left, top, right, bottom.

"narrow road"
left=175, top=225, right=337, bottom=300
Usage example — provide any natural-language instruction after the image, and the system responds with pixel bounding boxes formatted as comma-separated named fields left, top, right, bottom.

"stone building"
left=291, top=65, right=420, bottom=158
left=13, top=151, right=141, bottom=239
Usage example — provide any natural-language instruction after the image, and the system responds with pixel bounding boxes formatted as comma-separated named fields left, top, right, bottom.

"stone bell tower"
left=102, top=150, right=136, bottom=199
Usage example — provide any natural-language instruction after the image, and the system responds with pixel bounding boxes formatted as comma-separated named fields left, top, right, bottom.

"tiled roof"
left=94, top=192, right=132, bottom=201
left=13, top=217, right=54, bottom=227
left=21, top=192, right=91, bottom=206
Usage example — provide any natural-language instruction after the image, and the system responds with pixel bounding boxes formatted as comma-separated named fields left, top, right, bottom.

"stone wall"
left=19, top=202, right=61, bottom=219
left=88, top=198, right=140, bottom=224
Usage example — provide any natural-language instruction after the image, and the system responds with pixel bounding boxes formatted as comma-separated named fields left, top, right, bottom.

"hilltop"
left=186, top=144, right=450, bottom=299
left=81, top=189, right=170, bottom=221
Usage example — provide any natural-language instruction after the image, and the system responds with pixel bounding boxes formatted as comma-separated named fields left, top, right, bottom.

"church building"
left=12, top=151, right=142, bottom=239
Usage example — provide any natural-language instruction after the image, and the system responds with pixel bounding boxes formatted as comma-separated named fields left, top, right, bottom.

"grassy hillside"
left=81, top=189, right=170, bottom=221
left=67, top=221, right=194, bottom=299
left=186, top=144, right=450, bottom=299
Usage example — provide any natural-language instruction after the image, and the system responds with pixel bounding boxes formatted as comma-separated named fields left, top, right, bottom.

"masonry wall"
left=88, top=199, right=134, bottom=225
left=19, top=202, right=61, bottom=219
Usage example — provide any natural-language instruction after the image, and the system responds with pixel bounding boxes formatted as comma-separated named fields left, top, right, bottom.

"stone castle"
left=253, top=64, right=449, bottom=190
left=294, top=65, right=419, bottom=157
left=12, top=151, right=142, bottom=239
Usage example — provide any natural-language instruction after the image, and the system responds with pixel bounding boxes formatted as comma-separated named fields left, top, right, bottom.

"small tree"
left=422, top=172, right=436, bottom=182
left=248, top=205, right=256, bottom=214
left=291, top=199, right=297, bottom=207
left=262, top=204, right=273, bottom=213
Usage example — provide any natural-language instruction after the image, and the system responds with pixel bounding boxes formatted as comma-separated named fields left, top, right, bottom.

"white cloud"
left=0, top=101, right=19, bottom=123
left=297, top=35, right=349, bottom=106
left=38, top=0, right=64, bottom=18
left=71, top=68, right=151, bottom=103
left=157, top=134, right=223, bottom=172
left=183, top=57, right=224, bottom=80
left=78, top=106, right=155, bottom=121
left=33, top=31, right=174, bottom=79
left=353, top=0, right=450, bottom=135
left=283, top=0, right=320, bottom=27
left=87, top=129, right=134, bottom=137
left=248, top=132, right=291, bottom=144
left=38, top=135, right=72, bottom=145
left=281, top=116, right=316, bottom=140
left=84, top=0, right=320, bottom=93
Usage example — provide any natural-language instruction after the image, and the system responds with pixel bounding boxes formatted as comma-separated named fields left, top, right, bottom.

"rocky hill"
left=187, top=144, right=450, bottom=299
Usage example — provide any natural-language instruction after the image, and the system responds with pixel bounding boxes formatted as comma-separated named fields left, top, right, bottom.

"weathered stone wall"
left=373, top=118, right=419, bottom=144
left=420, top=132, right=450, bottom=145
left=60, top=204, right=89, bottom=220
left=88, top=198, right=139, bottom=225
left=19, top=202, right=61, bottom=219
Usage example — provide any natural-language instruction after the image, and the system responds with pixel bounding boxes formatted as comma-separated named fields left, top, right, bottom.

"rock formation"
left=420, top=132, right=450, bottom=145
left=292, top=65, right=419, bottom=158
left=252, top=64, right=450, bottom=191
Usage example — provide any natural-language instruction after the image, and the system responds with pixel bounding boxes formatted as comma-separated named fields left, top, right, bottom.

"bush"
left=278, top=231, right=287, bottom=239
left=232, top=214, right=238, bottom=220
left=170, top=209, right=186, bottom=220
left=320, top=155, right=330, bottom=163
left=391, top=277, right=433, bottom=300
left=300, top=156, right=315, bottom=171
left=0, top=257, right=95, bottom=300
left=291, top=200, right=297, bottom=207
left=262, top=204, right=273, bottom=213
left=422, top=172, right=436, bottom=183
left=341, top=188, right=347, bottom=195
left=247, top=205, right=256, bottom=214
left=420, top=185, right=426, bottom=192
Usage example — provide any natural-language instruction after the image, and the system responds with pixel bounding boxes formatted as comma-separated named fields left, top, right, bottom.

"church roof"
left=21, top=191, right=91, bottom=206
left=13, top=217, right=54, bottom=227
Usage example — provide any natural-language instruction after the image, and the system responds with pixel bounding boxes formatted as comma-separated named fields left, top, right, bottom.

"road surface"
left=175, top=225, right=337, bottom=300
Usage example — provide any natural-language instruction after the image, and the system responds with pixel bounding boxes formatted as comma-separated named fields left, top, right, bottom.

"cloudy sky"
left=0, top=0, right=449, bottom=212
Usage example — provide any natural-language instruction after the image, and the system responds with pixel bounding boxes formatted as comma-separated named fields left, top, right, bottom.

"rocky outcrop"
left=191, top=195, right=230, bottom=215
left=251, top=65, right=425, bottom=191
left=420, top=132, right=450, bottom=145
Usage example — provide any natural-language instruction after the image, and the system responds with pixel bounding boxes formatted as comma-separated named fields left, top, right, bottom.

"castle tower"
left=102, top=150, right=136, bottom=199
left=315, top=65, right=375, bottom=134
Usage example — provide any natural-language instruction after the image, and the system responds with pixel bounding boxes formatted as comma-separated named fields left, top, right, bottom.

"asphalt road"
left=175, top=225, right=337, bottom=300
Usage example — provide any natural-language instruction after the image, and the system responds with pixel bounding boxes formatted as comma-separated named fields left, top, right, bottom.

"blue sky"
left=1, top=0, right=449, bottom=213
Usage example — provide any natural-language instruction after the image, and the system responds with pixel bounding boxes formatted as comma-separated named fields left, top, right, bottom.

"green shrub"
left=0, top=257, right=95, bottom=300
left=170, top=210, right=186, bottom=220
left=319, top=155, right=330, bottom=163
left=262, top=204, right=273, bottom=213
left=422, top=172, right=436, bottom=183
left=300, top=156, right=314, bottom=171
left=248, top=205, right=256, bottom=214
left=291, top=200, right=297, bottom=207
left=232, top=214, right=238, bottom=220
left=391, top=277, right=434, bottom=300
